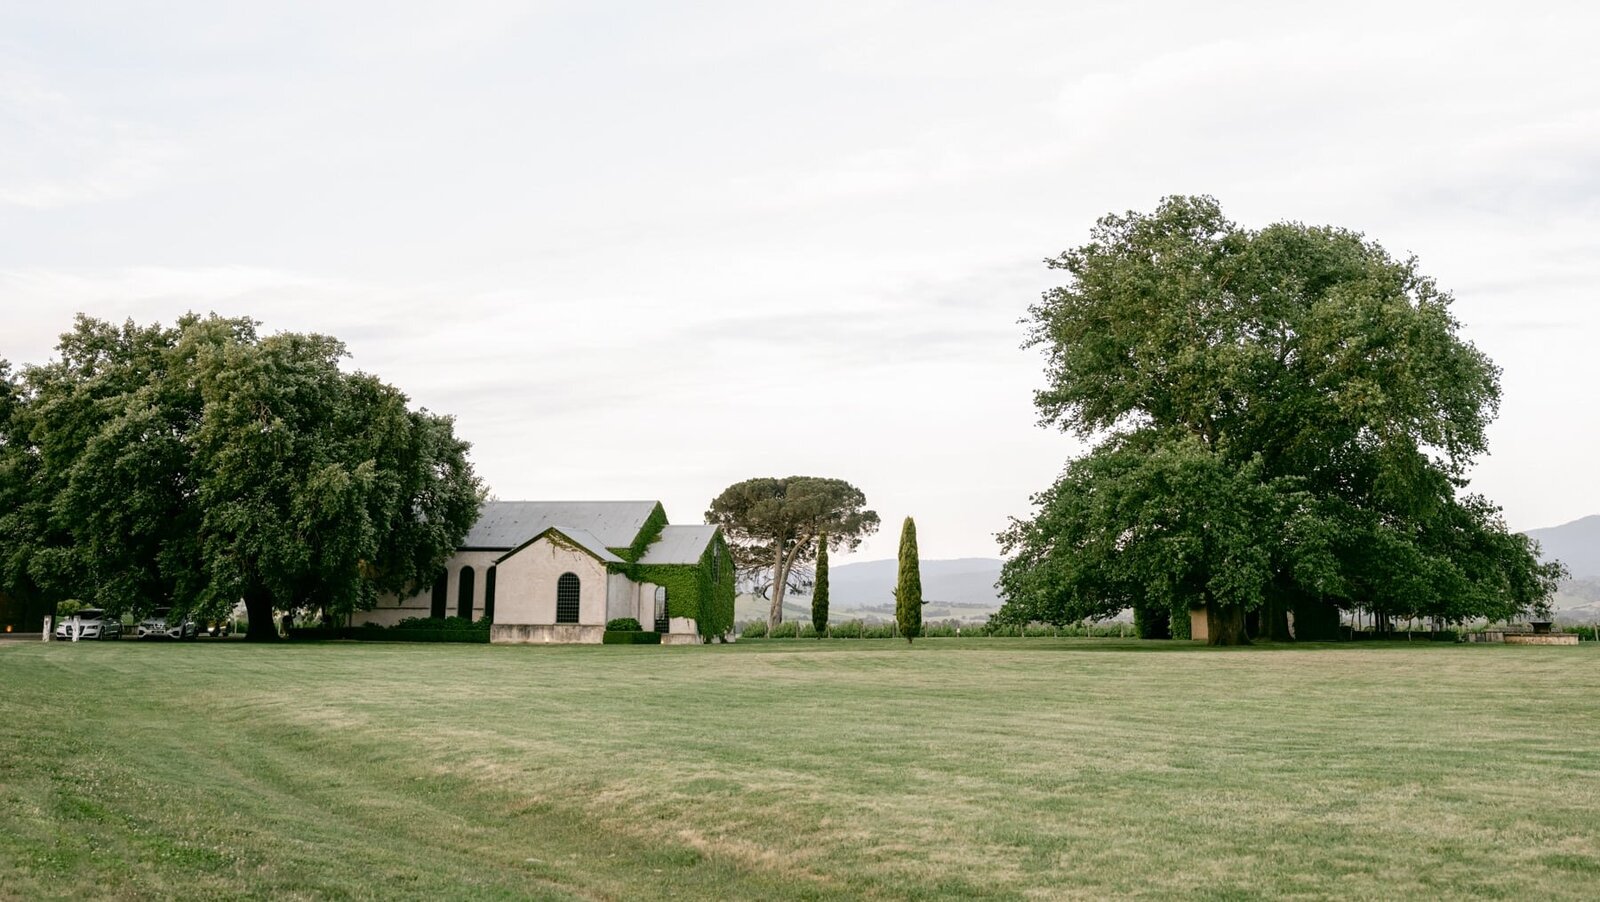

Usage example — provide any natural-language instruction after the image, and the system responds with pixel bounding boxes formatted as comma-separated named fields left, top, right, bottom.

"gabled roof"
left=637, top=525, right=720, bottom=565
left=462, top=501, right=660, bottom=550
left=495, top=526, right=624, bottom=565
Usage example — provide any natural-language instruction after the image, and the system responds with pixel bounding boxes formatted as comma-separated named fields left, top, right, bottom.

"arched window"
left=430, top=571, right=448, bottom=619
left=457, top=566, right=475, bottom=620
left=556, top=572, right=581, bottom=624
left=483, top=566, right=496, bottom=624
left=653, top=585, right=669, bottom=633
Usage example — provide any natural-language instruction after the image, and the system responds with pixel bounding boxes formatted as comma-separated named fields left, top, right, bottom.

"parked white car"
left=137, top=608, right=198, bottom=640
left=54, top=610, right=123, bottom=641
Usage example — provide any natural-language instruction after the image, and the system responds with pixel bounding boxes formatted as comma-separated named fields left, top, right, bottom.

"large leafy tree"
left=1000, top=196, right=1563, bottom=643
left=3, top=314, right=482, bottom=640
left=706, top=477, right=879, bottom=630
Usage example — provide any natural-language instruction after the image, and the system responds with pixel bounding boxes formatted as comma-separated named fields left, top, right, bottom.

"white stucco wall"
left=607, top=573, right=637, bottom=624
left=351, top=550, right=501, bottom=627
left=494, top=536, right=608, bottom=627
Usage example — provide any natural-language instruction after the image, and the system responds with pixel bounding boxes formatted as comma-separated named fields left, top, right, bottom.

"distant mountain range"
left=1526, top=515, right=1600, bottom=580
left=1525, top=515, right=1600, bottom=618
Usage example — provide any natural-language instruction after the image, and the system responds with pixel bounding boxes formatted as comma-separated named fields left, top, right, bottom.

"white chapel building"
left=352, top=501, right=735, bottom=644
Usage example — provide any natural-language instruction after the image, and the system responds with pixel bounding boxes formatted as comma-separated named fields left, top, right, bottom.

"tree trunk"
left=243, top=589, right=279, bottom=643
left=1206, top=603, right=1250, bottom=646
left=1262, top=594, right=1293, bottom=642
left=768, top=544, right=786, bottom=631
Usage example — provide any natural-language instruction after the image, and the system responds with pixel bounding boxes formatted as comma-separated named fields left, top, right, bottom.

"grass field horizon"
left=4, top=639, right=1597, bottom=899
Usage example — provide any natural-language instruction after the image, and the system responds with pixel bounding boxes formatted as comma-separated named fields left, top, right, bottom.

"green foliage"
left=610, top=504, right=668, bottom=563
left=602, top=630, right=662, bottom=644
left=606, top=618, right=644, bottom=632
left=812, top=537, right=829, bottom=638
left=738, top=619, right=767, bottom=638
left=344, top=625, right=489, bottom=643
left=768, top=622, right=799, bottom=639
left=896, top=517, right=923, bottom=642
left=629, top=531, right=735, bottom=640
left=0, top=315, right=483, bottom=638
left=1001, top=197, right=1565, bottom=642
left=830, top=620, right=864, bottom=638
left=706, top=476, right=879, bottom=629
left=55, top=599, right=84, bottom=618
left=1133, top=603, right=1171, bottom=640
left=393, top=616, right=489, bottom=632
left=1170, top=605, right=1192, bottom=640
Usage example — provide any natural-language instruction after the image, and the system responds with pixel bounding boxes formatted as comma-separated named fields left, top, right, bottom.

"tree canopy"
left=998, top=196, right=1563, bottom=643
left=706, top=476, right=879, bottom=629
left=0, top=314, right=483, bottom=640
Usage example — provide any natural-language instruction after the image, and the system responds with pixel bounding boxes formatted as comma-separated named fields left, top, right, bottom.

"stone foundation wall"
left=491, top=624, right=605, bottom=645
left=1503, top=634, right=1580, bottom=646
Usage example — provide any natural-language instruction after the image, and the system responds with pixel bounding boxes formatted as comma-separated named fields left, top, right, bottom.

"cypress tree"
left=895, top=517, right=922, bottom=643
left=812, top=535, right=829, bottom=638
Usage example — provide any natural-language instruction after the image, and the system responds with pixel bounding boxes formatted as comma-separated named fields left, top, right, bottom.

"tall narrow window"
left=483, top=566, right=496, bottom=624
left=430, top=571, right=448, bottom=619
left=654, top=586, right=669, bottom=634
left=457, top=566, right=475, bottom=620
left=556, top=572, right=581, bottom=624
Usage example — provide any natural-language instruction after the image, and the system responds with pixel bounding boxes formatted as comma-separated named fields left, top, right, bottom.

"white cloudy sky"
left=3, top=1, right=1598, bottom=562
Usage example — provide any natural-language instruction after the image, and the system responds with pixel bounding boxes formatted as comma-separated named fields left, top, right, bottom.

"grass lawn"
left=2, top=638, right=1598, bottom=899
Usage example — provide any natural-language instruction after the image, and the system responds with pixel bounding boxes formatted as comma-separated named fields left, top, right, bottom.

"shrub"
left=393, top=615, right=488, bottom=631
left=831, top=620, right=865, bottom=639
left=606, top=618, right=643, bottom=632
left=602, top=630, right=661, bottom=644
left=798, top=624, right=819, bottom=639
left=862, top=623, right=895, bottom=639
left=341, top=627, right=489, bottom=643
left=739, top=620, right=767, bottom=639
left=769, top=622, right=799, bottom=639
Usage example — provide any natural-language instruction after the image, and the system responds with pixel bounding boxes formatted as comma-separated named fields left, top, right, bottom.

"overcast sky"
left=3, top=1, right=1598, bottom=562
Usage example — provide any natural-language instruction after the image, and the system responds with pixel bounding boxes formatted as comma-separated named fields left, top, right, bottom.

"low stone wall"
left=491, top=624, right=605, bottom=644
left=1503, top=634, right=1580, bottom=646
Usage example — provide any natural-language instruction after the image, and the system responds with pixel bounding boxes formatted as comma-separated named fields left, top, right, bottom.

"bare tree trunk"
left=768, top=544, right=786, bottom=630
left=1206, top=603, right=1250, bottom=646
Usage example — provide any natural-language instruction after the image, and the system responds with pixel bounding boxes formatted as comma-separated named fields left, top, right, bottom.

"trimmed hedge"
left=606, top=618, right=643, bottom=632
left=602, top=630, right=661, bottom=645
left=343, top=626, right=489, bottom=643
left=393, top=616, right=489, bottom=632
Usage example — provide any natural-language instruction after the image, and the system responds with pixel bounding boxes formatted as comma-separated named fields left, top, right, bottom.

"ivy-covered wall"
left=625, top=531, right=735, bottom=639
left=608, top=502, right=668, bottom=564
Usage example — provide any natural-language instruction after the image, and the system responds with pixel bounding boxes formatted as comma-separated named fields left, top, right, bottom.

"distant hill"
left=1526, top=515, right=1600, bottom=580
left=823, top=557, right=1003, bottom=608
left=734, top=557, right=1006, bottom=625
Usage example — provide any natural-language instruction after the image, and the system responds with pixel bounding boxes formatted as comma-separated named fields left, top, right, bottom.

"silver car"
left=54, top=609, right=123, bottom=641
left=137, top=608, right=198, bottom=640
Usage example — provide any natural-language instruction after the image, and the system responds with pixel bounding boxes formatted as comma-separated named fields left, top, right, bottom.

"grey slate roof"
left=462, top=501, right=660, bottom=550
left=637, top=525, right=720, bottom=565
left=505, top=526, right=623, bottom=564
